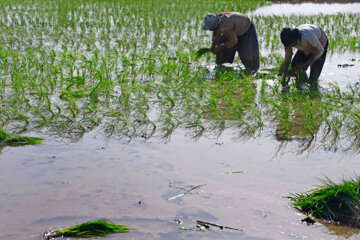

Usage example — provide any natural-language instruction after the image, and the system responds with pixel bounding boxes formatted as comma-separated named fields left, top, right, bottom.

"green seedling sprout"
left=195, top=48, right=212, bottom=61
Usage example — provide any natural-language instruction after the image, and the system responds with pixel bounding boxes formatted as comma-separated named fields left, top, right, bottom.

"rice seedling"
left=288, top=177, right=360, bottom=228
left=43, top=219, right=130, bottom=239
left=194, top=47, right=212, bottom=61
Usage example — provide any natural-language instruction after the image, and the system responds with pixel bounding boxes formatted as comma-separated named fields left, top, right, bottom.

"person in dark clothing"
left=203, top=12, right=259, bottom=73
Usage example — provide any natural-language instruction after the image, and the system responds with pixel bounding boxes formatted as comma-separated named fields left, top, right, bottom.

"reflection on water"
left=2, top=131, right=360, bottom=240
left=273, top=87, right=324, bottom=155
left=250, top=2, right=360, bottom=16
left=320, top=220, right=360, bottom=238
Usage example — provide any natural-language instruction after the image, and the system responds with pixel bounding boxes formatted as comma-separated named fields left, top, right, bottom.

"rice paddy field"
left=0, top=0, right=360, bottom=239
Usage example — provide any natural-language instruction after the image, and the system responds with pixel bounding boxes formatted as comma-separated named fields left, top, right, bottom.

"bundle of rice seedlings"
left=43, top=219, right=130, bottom=239
left=0, top=129, right=43, bottom=146
left=288, top=177, right=360, bottom=228
left=195, top=47, right=211, bottom=60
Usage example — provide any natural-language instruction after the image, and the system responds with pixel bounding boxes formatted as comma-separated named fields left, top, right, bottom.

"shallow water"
left=321, top=53, right=360, bottom=87
left=1, top=127, right=360, bottom=240
left=250, top=2, right=360, bottom=16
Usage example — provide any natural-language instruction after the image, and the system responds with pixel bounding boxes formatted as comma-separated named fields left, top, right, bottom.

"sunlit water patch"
left=321, top=53, right=360, bottom=88
left=250, top=2, right=360, bottom=16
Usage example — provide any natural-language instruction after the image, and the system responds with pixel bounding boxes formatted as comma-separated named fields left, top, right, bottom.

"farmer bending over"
left=280, top=24, right=329, bottom=84
left=203, top=12, right=259, bottom=73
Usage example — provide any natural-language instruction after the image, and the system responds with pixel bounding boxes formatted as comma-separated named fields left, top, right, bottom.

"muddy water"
left=1, top=126, right=360, bottom=240
left=251, top=2, right=360, bottom=15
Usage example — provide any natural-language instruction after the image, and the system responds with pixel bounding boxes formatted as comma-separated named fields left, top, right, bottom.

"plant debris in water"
left=224, top=171, right=246, bottom=174
left=196, top=220, right=243, bottom=232
left=0, top=129, right=43, bottom=146
left=167, top=183, right=206, bottom=200
left=43, top=219, right=130, bottom=239
left=288, top=177, right=360, bottom=228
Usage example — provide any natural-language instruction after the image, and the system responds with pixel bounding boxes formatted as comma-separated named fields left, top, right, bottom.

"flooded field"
left=0, top=0, right=359, bottom=239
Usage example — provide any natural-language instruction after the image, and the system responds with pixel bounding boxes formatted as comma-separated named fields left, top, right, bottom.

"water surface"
left=1, top=129, right=360, bottom=240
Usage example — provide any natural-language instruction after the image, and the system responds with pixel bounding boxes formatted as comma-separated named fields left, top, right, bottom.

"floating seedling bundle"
left=0, top=129, right=43, bottom=146
left=288, top=177, right=360, bottom=228
left=43, top=219, right=130, bottom=239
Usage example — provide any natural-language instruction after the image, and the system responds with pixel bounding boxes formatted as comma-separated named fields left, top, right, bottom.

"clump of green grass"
left=43, top=219, right=130, bottom=239
left=0, top=129, right=43, bottom=146
left=288, top=177, right=360, bottom=228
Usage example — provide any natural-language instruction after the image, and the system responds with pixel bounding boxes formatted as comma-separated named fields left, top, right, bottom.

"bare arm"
left=211, top=29, right=222, bottom=52
left=212, top=28, right=221, bottom=45
left=282, top=46, right=293, bottom=76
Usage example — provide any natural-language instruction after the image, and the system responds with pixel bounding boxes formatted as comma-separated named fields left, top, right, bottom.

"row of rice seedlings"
left=2, top=41, right=360, bottom=151
left=0, top=0, right=358, bottom=64
left=0, top=0, right=359, bottom=152
left=0, top=1, right=357, bottom=69
left=0, top=0, right=266, bottom=56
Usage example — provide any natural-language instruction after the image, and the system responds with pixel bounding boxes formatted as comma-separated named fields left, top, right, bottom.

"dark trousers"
left=291, top=40, right=328, bottom=82
left=215, top=23, right=260, bottom=73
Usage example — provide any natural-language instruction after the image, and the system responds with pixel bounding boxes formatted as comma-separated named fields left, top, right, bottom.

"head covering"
left=203, top=13, right=221, bottom=30
left=280, top=27, right=300, bottom=47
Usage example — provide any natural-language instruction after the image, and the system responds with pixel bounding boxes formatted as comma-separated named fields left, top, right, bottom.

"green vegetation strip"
left=43, top=219, right=130, bottom=239
left=0, top=129, right=42, bottom=146
left=288, top=177, right=360, bottom=227
left=0, top=0, right=358, bottom=153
